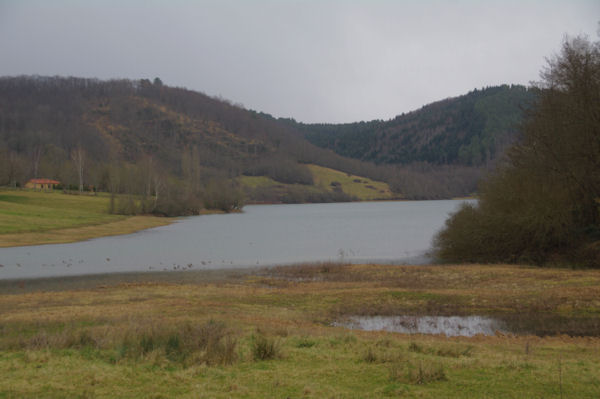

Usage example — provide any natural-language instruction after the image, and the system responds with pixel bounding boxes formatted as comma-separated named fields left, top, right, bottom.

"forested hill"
left=285, top=85, right=536, bottom=167
left=0, top=76, right=404, bottom=211
left=0, top=75, right=322, bottom=181
left=0, top=77, right=534, bottom=206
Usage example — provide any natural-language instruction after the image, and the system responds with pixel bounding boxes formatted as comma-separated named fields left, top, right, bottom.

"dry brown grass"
left=2, top=263, right=599, bottom=337
left=1, top=264, right=600, bottom=397
left=260, top=263, right=600, bottom=335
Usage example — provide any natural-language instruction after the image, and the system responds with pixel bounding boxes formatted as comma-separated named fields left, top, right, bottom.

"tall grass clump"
left=120, top=320, right=238, bottom=366
left=389, top=361, right=447, bottom=385
left=9, top=320, right=237, bottom=367
left=251, top=333, right=281, bottom=361
left=408, top=342, right=473, bottom=358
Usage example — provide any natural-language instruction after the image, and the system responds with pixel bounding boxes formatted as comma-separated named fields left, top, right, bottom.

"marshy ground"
left=1, top=263, right=599, bottom=398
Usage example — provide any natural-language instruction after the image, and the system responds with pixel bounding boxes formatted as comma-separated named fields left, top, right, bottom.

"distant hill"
left=284, top=85, right=536, bottom=167
left=0, top=76, right=307, bottom=179
left=0, top=76, right=399, bottom=207
left=0, top=77, right=535, bottom=204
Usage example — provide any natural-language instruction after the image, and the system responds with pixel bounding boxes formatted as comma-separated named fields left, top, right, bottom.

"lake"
left=0, top=200, right=470, bottom=280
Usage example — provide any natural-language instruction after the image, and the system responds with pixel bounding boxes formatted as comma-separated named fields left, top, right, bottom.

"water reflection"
left=334, top=315, right=506, bottom=337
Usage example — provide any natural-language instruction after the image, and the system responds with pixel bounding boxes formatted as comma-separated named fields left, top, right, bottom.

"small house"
left=25, top=178, right=61, bottom=191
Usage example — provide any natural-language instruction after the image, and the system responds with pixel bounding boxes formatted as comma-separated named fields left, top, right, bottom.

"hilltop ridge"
left=282, top=85, right=534, bottom=167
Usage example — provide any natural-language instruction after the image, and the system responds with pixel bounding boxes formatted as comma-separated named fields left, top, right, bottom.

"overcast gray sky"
left=1, top=1, right=598, bottom=123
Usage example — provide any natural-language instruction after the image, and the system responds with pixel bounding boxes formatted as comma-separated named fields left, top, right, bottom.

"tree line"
left=434, top=36, right=600, bottom=268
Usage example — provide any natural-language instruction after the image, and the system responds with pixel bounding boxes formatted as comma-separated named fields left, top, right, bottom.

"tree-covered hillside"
left=0, top=77, right=534, bottom=205
left=0, top=76, right=404, bottom=211
left=289, top=85, right=535, bottom=167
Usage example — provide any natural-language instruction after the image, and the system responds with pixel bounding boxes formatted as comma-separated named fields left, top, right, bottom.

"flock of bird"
left=0, top=255, right=253, bottom=272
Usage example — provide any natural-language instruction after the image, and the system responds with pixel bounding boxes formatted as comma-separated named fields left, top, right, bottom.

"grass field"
left=1, top=264, right=598, bottom=398
left=238, top=165, right=397, bottom=203
left=0, top=190, right=172, bottom=247
left=236, top=175, right=281, bottom=190
left=307, top=164, right=396, bottom=200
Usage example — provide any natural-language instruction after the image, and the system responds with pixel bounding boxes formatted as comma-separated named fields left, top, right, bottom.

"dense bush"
left=109, top=176, right=244, bottom=217
left=434, top=36, right=600, bottom=267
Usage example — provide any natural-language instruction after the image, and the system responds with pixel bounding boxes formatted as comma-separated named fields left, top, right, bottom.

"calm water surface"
left=0, top=200, right=470, bottom=280
left=334, top=315, right=506, bottom=337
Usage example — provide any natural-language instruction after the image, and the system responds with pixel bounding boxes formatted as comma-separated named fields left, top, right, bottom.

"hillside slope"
left=0, top=77, right=533, bottom=203
left=238, top=164, right=396, bottom=203
left=0, top=76, right=308, bottom=182
left=287, top=85, right=535, bottom=167
left=0, top=76, right=401, bottom=207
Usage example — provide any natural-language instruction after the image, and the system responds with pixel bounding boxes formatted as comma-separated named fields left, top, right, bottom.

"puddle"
left=334, top=315, right=506, bottom=337
left=334, top=314, right=600, bottom=337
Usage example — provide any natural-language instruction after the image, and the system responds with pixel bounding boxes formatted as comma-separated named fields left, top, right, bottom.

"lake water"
left=0, top=200, right=470, bottom=280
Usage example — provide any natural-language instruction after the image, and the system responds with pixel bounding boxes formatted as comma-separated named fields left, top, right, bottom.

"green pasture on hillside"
left=238, top=165, right=397, bottom=202
left=307, top=164, right=396, bottom=200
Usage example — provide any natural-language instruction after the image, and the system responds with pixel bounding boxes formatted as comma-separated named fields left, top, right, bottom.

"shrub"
left=389, top=361, right=447, bottom=385
left=363, top=347, right=378, bottom=363
left=408, top=342, right=424, bottom=353
left=165, top=334, right=183, bottom=361
left=408, top=342, right=473, bottom=358
left=251, top=333, right=280, bottom=361
left=295, top=337, right=316, bottom=348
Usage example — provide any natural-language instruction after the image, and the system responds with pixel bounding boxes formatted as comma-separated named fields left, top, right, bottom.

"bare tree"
left=5, top=150, right=26, bottom=188
left=152, top=171, right=164, bottom=211
left=31, top=144, right=43, bottom=178
left=71, top=145, right=85, bottom=192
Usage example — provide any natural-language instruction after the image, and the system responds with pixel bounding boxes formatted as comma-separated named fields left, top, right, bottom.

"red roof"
left=28, top=178, right=60, bottom=184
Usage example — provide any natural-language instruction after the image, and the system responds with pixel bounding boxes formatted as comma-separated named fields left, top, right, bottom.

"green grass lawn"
left=0, top=189, right=171, bottom=247
left=0, top=190, right=124, bottom=234
left=236, top=175, right=280, bottom=189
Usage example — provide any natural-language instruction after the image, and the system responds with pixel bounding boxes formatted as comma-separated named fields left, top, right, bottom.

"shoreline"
left=0, top=266, right=263, bottom=294
left=0, top=215, right=175, bottom=248
left=1, top=198, right=472, bottom=248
